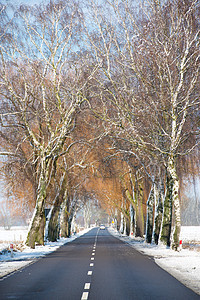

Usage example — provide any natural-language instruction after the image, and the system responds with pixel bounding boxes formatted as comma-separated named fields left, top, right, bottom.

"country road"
left=0, top=228, right=199, bottom=300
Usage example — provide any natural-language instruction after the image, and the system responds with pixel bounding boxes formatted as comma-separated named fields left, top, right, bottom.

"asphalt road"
left=0, top=227, right=199, bottom=300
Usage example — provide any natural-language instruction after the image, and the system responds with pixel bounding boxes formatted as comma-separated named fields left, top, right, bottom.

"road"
left=0, top=227, right=199, bottom=300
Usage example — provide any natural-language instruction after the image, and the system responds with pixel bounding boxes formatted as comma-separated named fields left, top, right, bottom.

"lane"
left=0, top=228, right=98, bottom=300
left=90, top=228, right=199, bottom=300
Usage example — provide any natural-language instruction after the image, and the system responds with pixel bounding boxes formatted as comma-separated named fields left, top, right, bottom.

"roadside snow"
left=0, top=226, right=28, bottom=244
left=109, top=227, right=200, bottom=296
left=0, top=228, right=91, bottom=279
left=180, top=226, right=200, bottom=242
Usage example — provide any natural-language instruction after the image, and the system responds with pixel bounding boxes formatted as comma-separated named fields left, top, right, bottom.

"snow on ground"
left=180, top=226, right=200, bottom=242
left=0, top=226, right=28, bottom=254
left=109, top=227, right=200, bottom=296
left=0, top=226, right=28, bottom=243
left=0, top=227, right=91, bottom=279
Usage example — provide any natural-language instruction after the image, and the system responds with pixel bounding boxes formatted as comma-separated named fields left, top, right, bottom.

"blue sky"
left=8, top=0, right=47, bottom=5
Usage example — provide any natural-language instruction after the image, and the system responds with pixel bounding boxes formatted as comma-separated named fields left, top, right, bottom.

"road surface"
left=0, top=227, right=199, bottom=299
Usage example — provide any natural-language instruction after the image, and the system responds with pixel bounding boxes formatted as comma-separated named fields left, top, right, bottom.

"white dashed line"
left=81, top=291, right=89, bottom=300
left=81, top=229, right=100, bottom=300
left=84, top=283, right=91, bottom=290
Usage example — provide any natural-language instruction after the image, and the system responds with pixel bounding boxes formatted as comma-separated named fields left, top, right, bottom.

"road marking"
left=84, top=283, right=91, bottom=290
left=81, top=228, right=100, bottom=300
left=81, top=292, right=89, bottom=300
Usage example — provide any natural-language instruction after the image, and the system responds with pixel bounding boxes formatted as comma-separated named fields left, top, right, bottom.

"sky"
left=3, top=0, right=48, bottom=6
left=10, top=0, right=45, bottom=4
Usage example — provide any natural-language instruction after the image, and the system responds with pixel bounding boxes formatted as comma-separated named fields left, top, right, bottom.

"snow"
left=0, top=226, right=28, bottom=244
left=109, top=227, right=200, bottom=296
left=0, top=226, right=200, bottom=296
left=180, top=226, right=200, bottom=242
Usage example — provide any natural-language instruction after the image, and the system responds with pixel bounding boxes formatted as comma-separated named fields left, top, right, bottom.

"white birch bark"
left=168, top=156, right=181, bottom=250
left=145, top=184, right=154, bottom=243
left=129, top=203, right=135, bottom=237
left=153, top=180, right=164, bottom=244
left=120, top=210, right=124, bottom=234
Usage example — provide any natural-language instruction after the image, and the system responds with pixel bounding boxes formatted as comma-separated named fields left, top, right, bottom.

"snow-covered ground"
left=0, top=226, right=28, bottom=254
left=0, top=226, right=200, bottom=296
left=109, top=226, right=200, bottom=296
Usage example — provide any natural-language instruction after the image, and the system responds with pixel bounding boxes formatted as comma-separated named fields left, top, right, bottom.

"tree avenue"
left=0, top=0, right=199, bottom=250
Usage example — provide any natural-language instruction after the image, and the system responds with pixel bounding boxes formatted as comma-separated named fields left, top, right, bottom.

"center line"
left=87, top=271, right=92, bottom=275
left=84, top=283, right=91, bottom=290
left=81, top=292, right=89, bottom=300
left=90, top=263, right=94, bottom=266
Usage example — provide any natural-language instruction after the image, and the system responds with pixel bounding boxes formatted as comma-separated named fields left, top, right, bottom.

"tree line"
left=0, top=0, right=199, bottom=250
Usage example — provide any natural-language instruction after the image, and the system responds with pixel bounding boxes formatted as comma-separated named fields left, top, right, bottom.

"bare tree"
left=82, top=0, right=200, bottom=249
left=0, top=1, right=90, bottom=247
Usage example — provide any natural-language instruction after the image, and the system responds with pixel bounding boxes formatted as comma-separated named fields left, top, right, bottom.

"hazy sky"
left=8, top=0, right=48, bottom=5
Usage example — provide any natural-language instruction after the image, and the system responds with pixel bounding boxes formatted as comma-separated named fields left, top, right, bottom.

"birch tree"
left=126, top=0, right=200, bottom=249
left=83, top=0, right=200, bottom=249
left=0, top=1, right=88, bottom=247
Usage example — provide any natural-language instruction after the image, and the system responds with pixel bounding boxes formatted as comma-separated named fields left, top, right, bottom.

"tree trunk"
left=67, top=210, right=74, bottom=237
left=125, top=212, right=130, bottom=236
left=168, top=157, right=181, bottom=250
left=120, top=210, right=124, bottom=234
left=123, top=215, right=127, bottom=235
left=129, top=204, right=135, bottom=237
left=26, top=154, right=52, bottom=248
left=125, top=175, right=144, bottom=237
left=153, top=181, right=164, bottom=245
left=26, top=175, right=46, bottom=248
left=145, top=184, right=154, bottom=243
left=125, top=190, right=136, bottom=236
left=60, top=195, right=70, bottom=238
left=48, top=172, right=68, bottom=241
left=135, top=182, right=145, bottom=237
left=159, top=173, right=173, bottom=247
left=48, top=204, right=60, bottom=242
left=116, top=209, right=121, bottom=231
left=123, top=198, right=128, bottom=235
